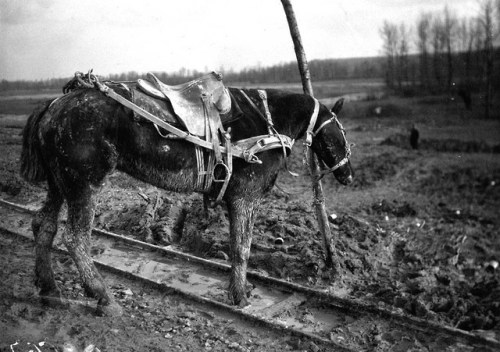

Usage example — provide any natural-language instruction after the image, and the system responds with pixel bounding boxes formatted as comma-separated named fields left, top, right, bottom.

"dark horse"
left=20, top=83, right=353, bottom=315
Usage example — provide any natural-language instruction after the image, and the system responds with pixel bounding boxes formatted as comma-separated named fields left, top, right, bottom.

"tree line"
left=380, top=0, right=500, bottom=118
left=0, top=57, right=384, bottom=93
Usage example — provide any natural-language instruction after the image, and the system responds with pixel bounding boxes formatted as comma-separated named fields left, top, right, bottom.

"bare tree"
left=479, top=0, right=499, bottom=119
left=380, top=21, right=399, bottom=89
left=468, top=18, right=483, bottom=84
left=416, top=13, right=432, bottom=90
left=457, top=17, right=468, bottom=54
left=443, top=6, right=458, bottom=90
left=454, top=16, right=482, bottom=110
left=431, top=16, right=446, bottom=90
left=397, top=23, right=411, bottom=91
left=378, top=0, right=500, bottom=108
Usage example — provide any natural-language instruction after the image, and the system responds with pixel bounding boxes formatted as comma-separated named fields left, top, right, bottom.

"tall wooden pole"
left=280, top=0, right=338, bottom=270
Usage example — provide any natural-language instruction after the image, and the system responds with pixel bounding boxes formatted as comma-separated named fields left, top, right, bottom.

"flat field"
left=1, top=81, right=499, bottom=350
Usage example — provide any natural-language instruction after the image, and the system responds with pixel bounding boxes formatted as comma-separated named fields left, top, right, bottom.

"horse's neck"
left=227, top=88, right=313, bottom=141
left=266, top=90, right=313, bottom=140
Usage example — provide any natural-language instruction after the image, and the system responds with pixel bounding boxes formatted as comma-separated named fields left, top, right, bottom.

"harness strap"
left=98, top=81, right=292, bottom=167
left=215, top=130, right=233, bottom=202
left=96, top=81, right=252, bottom=160
left=239, top=89, right=298, bottom=174
left=239, top=89, right=271, bottom=126
left=201, top=92, right=234, bottom=202
left=197, top=151, right=215, bottom=191
left=260, top=89, right=293, bottom=171
left=303, top=107, right=352, bottom=179
left=313, top=116, right=335, bottom=138
left=203, top=93, right=223, bottom=163
left=258, top=90, right=274, bottom=134
left=304, top=99, right=320, bottom=147
left=95, top=79, right=350, bottom=192
left=195, top=146, right=207, bottom=190
left=233, top=135, right=294, bottom=163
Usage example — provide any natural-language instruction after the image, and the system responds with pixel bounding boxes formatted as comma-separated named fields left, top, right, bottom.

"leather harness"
left=66, top=71, right=348, bottom=202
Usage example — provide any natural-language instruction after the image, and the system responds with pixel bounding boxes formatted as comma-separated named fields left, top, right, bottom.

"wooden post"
left=280, top=0, right=338, bottom=270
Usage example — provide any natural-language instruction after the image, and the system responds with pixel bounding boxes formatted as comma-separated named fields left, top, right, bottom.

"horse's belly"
left=117, top=155, right=203, bottom=194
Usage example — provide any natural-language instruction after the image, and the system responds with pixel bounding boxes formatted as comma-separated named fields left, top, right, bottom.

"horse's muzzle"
left=333, top=162, right=354, bottom=185
left=340, top=174, right=354, bottom=185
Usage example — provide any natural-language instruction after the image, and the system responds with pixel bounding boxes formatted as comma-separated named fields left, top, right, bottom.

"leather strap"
left=97, top=82, right=297, bottom=166
left=304, top=98, right=320, bottom=147
left=203, top=93, right=223, bottom=163
left=233, top=135, right=294, bottom=163
left=195, top=146, right=206, bottom=190
left=239, top=89, right=271, bottom=127
left=214, top=130, right=233, bottom=202
left=97, top=82, right=246, bottom=158
left=258, top=90, right=274, bottom=134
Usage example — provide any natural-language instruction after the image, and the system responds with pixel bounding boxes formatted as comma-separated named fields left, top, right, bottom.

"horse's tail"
left=20, top=99, right=54, bottom=182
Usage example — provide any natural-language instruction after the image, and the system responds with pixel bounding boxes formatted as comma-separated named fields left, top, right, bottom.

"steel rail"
left=1, top=198, right=499, bottom=351
left=0, top=199, right=350, bottom=351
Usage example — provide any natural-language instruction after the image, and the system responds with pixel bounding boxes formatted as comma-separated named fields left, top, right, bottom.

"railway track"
left=1, top=198, right=498, bottom=351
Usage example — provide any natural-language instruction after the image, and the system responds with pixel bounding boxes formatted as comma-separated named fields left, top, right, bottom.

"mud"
left=0, top=233, right=310, bottom=352
left=1, top=94, right=500, bottom=350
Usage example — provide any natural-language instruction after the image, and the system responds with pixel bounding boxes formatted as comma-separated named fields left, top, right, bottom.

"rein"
left=304, top=110, right=352, bottom=178
left=301, top=99, right=352, bottom=179
left=239, top=88, right=351, bottom=179
left=64, top=71, right=350, bottom=199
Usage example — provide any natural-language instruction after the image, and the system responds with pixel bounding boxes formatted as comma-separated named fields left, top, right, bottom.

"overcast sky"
left=0, top=0, right=481, bottom=81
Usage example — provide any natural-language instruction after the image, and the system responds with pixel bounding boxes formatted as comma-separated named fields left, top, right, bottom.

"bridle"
left=304, top=99, right=352, bottom=177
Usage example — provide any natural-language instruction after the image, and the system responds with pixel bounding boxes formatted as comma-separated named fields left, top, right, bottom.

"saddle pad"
left=131, top=88, right=185, bottom=130
left=130, top=86, right=242, bottom=136
left=146, top=72, right=232, bottom=137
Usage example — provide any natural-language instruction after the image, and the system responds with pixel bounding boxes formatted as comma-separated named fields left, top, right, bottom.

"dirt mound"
left=94, top=188, right=188, bottom=245
left=364, top=102, right=412, bottom=118
left=382, top=133, right=500, bottom=153
left=371, top=199, right=417, bottom=217
left=0, top=235, right=296, bottom=352
left=348, top=152, right=414, bottom=189
left=180, top=198, right=229, bottom=256
left=2, top=93, right=500, bottom=340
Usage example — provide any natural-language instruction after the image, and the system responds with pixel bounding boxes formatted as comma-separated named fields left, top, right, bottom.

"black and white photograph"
left=0, top=0, right=499, bottom=351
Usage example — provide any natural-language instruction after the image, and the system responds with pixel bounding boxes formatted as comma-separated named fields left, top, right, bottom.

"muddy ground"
left=0, top=92, right=499, bottom=351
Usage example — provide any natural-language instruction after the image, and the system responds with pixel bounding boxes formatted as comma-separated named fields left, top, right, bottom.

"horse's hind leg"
left=64, top=184, right=122, bottom=316
left=33, top=179, right=63, bottom=301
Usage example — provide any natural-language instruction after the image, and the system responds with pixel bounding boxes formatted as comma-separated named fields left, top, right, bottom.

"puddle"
left=91, top=236, right=354, bottom=336
left=2, top=203, right=497, bottom=351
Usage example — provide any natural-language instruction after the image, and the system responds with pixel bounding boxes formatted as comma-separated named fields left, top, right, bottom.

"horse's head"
left=309, top=98, right=354, bottom=185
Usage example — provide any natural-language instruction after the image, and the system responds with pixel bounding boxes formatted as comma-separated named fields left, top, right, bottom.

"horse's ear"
left=331, top=98, right=344, bottom=115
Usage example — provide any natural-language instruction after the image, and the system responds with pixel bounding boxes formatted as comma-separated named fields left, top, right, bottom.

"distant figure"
left=410, top=124, right=419, bottom=150
left=457, top=85, right=472, bottom=111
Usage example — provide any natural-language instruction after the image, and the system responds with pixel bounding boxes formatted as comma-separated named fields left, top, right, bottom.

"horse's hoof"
left=245, top=281, right=255, bottom=297
left=96, top=299, right=123, bottom=317
left=237, top=296, right=250, bottom=308
left=229, top=280, right=254, bottom=307
left=229, top=291, right=251, bottom=308
left=40, top=290, right=69, bottom=308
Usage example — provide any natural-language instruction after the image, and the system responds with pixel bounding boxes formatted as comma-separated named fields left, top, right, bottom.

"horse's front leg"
left=226, top=197, right=257, bottom=306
